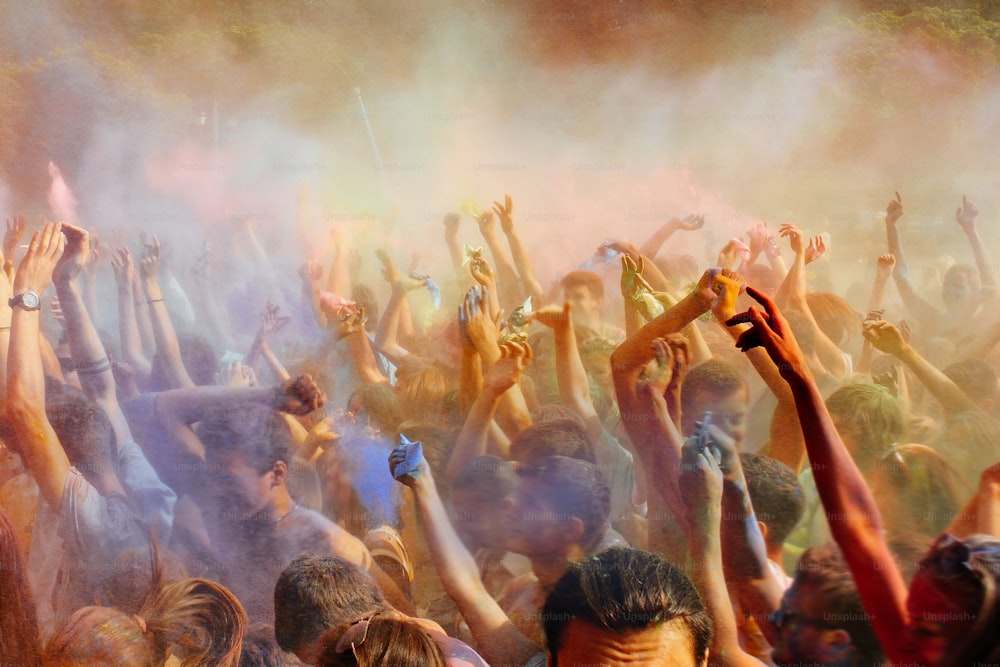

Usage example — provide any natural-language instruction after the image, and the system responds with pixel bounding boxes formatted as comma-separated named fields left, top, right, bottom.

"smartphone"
left=696, top=411, right=713, bottom=453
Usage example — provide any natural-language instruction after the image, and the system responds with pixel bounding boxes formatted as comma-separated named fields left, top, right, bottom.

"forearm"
left=494, top=385, right=532, bottom=441
left=553, top=321, right=601, bottom=439
left=449, top=385, right=502, bottom=479
left=682, top=321, right=712, bottom=366
left=142, top=276, right=195, bottom=388
left=132, top=273, right=155, bottom=356
left=613, top=294, right=705, bottom=373
left=897, top=345, right=976, bottom=413
left=374, top=288, right=411, bottom=365
left=344, top=332, right=388, bottom=385
left=412, top=479, right=540, bottom=666
left=116, top=282, right=152, bottom=381
left=55, top=278, right=114, bottom=399
left=155, top=384, right=275, bottom=426
left=458, top=349, right=483, bottom=418
left=503, top=229, right=546, bottom=303
left=639, top=220, right=677, bottom=258
left=445, top=230, right=463, bottom=278
left=964, top=226, right=996, bottom=289
left=260, top=342, right=291, bottom=382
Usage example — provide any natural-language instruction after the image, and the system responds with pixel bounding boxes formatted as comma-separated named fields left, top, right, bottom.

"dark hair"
left=740, top=453, right=805, bottom=550
left=518, top=455, right=610, bottom=552
left=0, top=507, right=41, bottom=667
left=919, top=534, right=1000, bottom=667
left=273, top=553, right=385, bottom=655
left=531, top=403, right=585, bottom=427
left=680, top=360, right=748, bottom=436
left=560, top=270, right=604, bottom=301
left=542, top=547, right=712, bottom=665
left=199, top=404, right=292, bottom=474
left=178, top=332, right=219, bottom=386
left=509, top=419, right=595, bottom=465
left=944, top=358, right=999, bottom=404
left=791, top=544, right=885, bottom=665
left=45, top=383, right=115, bottom=480
left=349, top=384, right=402, bottom=434
left=317, top=613, right=446, bottom=667
left=240, top=624, right=301, bottom=667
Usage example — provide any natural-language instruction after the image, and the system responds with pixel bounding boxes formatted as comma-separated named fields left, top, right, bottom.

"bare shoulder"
left=278, top=506, right=371, bottom=568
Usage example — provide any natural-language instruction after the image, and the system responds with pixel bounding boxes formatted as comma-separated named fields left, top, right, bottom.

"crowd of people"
left=1, top=188, right=999, bottom=667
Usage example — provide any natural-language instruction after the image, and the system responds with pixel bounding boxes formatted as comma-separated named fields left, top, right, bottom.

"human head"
left=739, top=453, right=805, bottom=554
left=273, top=553, right=385, bottom=663
left=316, top=613, right=446, bottom=667
left=907, top=534, right=1000, bottom=666
left=772, top=544, right=885, bottom=666
left=543, top=547, right=712, bottom=666
left=941, top=263, right=977, bottom=311
left=451, top=456, right=519, bottom=551
left=806, top=292, right=862, bottom=348
left=45, top=382, right=116, bottom=487
left=872, top=444, right=969, bottom=541
left=150, top=332, right=218, bottom=389
left=825, top=383, right=904, bottom=470
left=393, top=362, right=447, bottom=424
left=505, top=455, right=610, bottom=557
left=508, top=418, right=595, bottom=465
left=45, top=578, right=247, bottom=667
left=561, top=270, right=604, bottom=327
left=199, top=404, right=294, bottom=516
left=346, top=384, right=401, bottom=435
left=240, top=624, right=302, bottom=667
left=679, top=360, right=749, bottom=441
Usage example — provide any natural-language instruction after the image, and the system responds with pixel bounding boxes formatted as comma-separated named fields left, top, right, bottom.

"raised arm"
left=884, top=192, right=940, bottom=326
left=640, top=214, right=704, bottom=259
left=956, top=195, right=996, bottom=291
left=7, top=222, right=72, bottom=511
left=139, top=237, right=195, bottom=389
left=728, top=287, right=910, bottom=664
left=389, top=442, right=540, bottom=666
left=53, top=224, right=134, bottom=446
left=858, top=254, right=896, bottom=374
left=110, top=247, right=153, bottom=386
left=863, top=319, right=976, bottom=415
left=475, top=210, right=521, bottom=310
left=494, top=195, right=545, bottom=304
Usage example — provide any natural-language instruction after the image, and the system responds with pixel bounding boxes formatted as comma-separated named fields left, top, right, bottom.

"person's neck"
left=529, top=544, right=586, bottom=588
left=265, top=486, right=296, bottom=522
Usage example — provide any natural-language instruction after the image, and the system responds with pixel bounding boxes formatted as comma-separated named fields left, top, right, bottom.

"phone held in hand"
left=696, top=411, right=713, bottom=454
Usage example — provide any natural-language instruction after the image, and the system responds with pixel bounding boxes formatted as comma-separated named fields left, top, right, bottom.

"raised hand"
left=110, top=247, right=136, bottom=288
left=747, top=222, right=769, bottom=261
left=641, top=338, right=674, bottom=398
left=330, top=305, right=368, bottom=339
left=461, top=286, right=500, bottom=350
left=529, top=302, right=571, bottom=330
left=53, top=223, right=90, bottom=285
left=389, top=437, right=430, bottom=488
left=675, top=214, right=705, bottom=232
left=885, top=191, right=903, bottom=225
left=693, top=267, right=723, bottom=312
left=483, top=340, right=533, bottom=394
left=271, top=374, right=325, bottom=415
left=778, top=223, right=805, bottom=255
left=679, top=443, right=724, bottom=527
left=13, top=221, right=65, bottom=294
left=804, top=234, right=827, bottom=265
left=257, top=301, right=291, bottom=343
left=139, top=236, right=161, bottom=280
left=861, top=319, right=908, bottom=356
left=492, top=194, right=514, bottom=234
left=476, top=210, right=496, bottom=237
left=710, top=269, right=744, bottom=322
left=875, top=253, right=896, bottom=281
left=443, top=212, right=461, bottom=238
left=469, top=254, right=495, bottom=288
left=620, top=254, right=654, bottom=300
left=375, top=248, right=400, bottom=286
left=725, top=286, right=807, bottom=378
left=956, top=195, right=979, bottom=230
left=4, top=215, right=25, bottom=265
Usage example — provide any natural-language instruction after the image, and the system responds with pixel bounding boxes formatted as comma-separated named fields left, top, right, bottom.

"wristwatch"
left=8, top=289, right=41, bottom=311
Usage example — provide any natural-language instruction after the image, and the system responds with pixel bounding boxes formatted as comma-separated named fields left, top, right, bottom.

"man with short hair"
left=539, top=547, right=713, bottom=667
left=560, top=270, right=624, bottom=343
left=273, top=553, right=488, bottom=666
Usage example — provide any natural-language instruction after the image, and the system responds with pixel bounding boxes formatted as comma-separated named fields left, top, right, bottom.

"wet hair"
left=917, top=534, right=1000, bottom=666
left=943, top=358, right=999, bottom=405
left=806, top=292, right=862, bottom=346
left=509, top=418, right=595, bottom=465
left=680, top=359, right=748, bottom=436
left=740, top=453, right=805, bottom=550
left=517, top=455, right=611, bottom=551
left=348, top=384, right=402, bottom=434
left=876, top=444, right=970, bottom=540
left=316, top=613, right=446, bottom=667
left=273, top=553, right=385, bottom=655
left=452, top=456, right=518, bottom=502
left=199, top=404, right=293, bottom=474
left=825, top=383, right=904, bottom=466
left=791, top=544, right=885, bottom=665
left=0, top=507, right=41, bottom=667
left=543, top=547, right=712, bottom=665
left=44, top=578, right=247, bottom=667
left=45, top=382, right=115, bottom=481
left=561, top=270, right=604, bottom=301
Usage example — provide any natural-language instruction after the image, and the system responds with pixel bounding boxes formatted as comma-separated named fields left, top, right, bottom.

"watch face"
left=21, top=291, right=40, bottom=309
